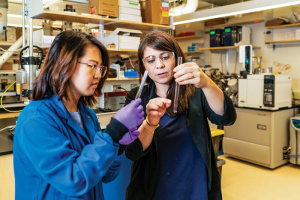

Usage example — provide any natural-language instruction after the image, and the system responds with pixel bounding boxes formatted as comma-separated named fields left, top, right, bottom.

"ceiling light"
left=7, top=23, right=42, bottom=29
left=173, top=0, right=300, bottom=25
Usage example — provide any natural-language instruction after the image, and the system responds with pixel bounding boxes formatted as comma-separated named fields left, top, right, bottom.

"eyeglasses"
left=78, top=61, right=107, bottom=78
left=142, top=52, right=175, bottom=67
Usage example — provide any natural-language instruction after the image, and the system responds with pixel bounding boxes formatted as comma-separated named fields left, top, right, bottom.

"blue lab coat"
left=13, top=93, right=122, bottom=199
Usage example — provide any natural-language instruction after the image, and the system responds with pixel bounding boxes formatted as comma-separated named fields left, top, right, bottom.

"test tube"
left=135, top=70, right=149, bottom=99
left=173, top=57, right=183, bottom=113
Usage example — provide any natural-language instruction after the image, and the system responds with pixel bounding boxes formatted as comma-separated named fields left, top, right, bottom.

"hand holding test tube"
left=173, top=57, right=182, bottom=113
left=135, top=70, right=149, bottom=99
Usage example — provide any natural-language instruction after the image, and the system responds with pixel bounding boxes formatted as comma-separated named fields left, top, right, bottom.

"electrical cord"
left=0, top=125, right=15, bottom=133
left=117, top=86, right=127, bottom=91
left=1, top=81, right=22, bottom=113
left=128, top=56, right=135, bottom=69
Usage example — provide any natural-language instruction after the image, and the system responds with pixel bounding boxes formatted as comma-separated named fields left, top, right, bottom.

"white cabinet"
left=223, top=107, right=299, bottom=168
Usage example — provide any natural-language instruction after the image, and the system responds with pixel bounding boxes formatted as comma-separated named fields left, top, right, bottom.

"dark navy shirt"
left=152, top=112, right=208, bottom=200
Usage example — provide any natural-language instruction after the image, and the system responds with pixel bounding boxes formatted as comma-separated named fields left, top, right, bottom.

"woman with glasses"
left=123, top=31, right=237, bottom=200
left=13, top=31, right=144, bottom=199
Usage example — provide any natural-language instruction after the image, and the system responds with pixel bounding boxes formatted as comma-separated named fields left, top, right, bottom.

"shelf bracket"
left=225, top=50, right=229, bottom=74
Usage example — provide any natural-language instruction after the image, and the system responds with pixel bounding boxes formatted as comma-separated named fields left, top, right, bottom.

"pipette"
left=173, top=57, right=183, bottom=113
left=135, top=70, right=149, bottom=99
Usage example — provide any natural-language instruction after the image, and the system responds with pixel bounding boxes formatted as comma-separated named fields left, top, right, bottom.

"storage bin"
left=103, top=28, right=142, bottom=51
left=124, top=71, right=138, bottom=78
left=290, top=115, right=300, bottom=165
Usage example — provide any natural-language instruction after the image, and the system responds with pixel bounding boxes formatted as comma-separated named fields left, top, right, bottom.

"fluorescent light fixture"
left=7, top=14, right=23, bottom=18
left=173, top=0, right=300, bottom=25
left=7, top=23, right=42, bottom=29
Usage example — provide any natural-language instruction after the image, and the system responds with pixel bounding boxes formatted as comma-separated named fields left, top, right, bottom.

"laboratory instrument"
left=238, top=74, right=292, bottom=110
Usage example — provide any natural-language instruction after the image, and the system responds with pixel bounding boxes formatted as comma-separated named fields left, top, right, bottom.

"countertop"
left=235, top=104, right=300, bottom=112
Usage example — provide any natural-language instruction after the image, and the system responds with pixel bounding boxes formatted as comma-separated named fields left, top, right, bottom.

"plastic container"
left=124, top=71, right=138, bottom=78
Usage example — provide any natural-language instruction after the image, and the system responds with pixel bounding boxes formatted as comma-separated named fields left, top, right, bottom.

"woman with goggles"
left=122, top=30, right=237, bottom=200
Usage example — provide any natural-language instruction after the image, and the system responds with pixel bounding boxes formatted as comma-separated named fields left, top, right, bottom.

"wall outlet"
left=113, top=85, right=121, bottom=91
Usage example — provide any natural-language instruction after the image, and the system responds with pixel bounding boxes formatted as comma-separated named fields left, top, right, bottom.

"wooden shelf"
left=23, top=48, right=137, bottom=56
left=265, top=23, right=300, bottom=29
left=31, top=11, right=172, bottom=31
left=198, top=46, right=261, bottom=51
left=0, top=112, right=20, bottom=119
left=174, top=36, right=203, bottom=40
left=119, top=78, right=139, bottom=81
left=107, top=78, right=139, bottom=81
left=265, top=39, right=300, bottom=44
left=32, top=11, right=117, bottom=25
left=104, top=20, right=172, bottom=31
left=0, top=70, right=18, bottom=74
left=199, top=46, right=238, bottom=51
left=205, top=19, right=264, bottom=29
left=107, top=78, right=118, bottom=81
left=108, top=49, right=138, bottom=55
left=183, top=51, right=203, bottom=54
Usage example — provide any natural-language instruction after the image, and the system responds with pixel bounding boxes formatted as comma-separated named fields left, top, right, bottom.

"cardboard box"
left=89, top=0, right=119, bottom=17
left=119, top=13, right=142, bottom=22
left=33, top=29, right=56, bottom=47
left=103, top=28, right=142, bottom=51
left=141, top=0, right=169, bottom=25
left=119, top=0, right=140, bottom=10
left=1, top=62, right=13, bottom=70
left=119, top=6, right=141, bottom=16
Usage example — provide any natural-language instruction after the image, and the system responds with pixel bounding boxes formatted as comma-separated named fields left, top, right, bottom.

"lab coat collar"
left=49, top=93, right=93, bottom=143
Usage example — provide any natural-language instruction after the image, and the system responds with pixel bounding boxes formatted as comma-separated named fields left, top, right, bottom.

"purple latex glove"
left=119, top=129, right=140, bottom=145
left=114, top=98, right=144, bottom=132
